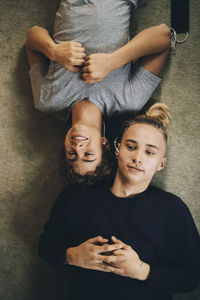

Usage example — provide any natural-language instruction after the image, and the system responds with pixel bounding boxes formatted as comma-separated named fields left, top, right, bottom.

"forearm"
left=26, top=26, right=56, bottom=60
left=147, top=264, right=200, bottom=293
left=110, top=24, right=171, bottom=71
left=38, top=233, right=68, bottom=267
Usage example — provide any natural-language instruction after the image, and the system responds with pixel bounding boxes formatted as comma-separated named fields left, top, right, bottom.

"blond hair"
left=121, top=103, right=170, bottom=143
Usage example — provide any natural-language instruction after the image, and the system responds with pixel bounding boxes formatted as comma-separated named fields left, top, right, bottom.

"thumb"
left=65, top=65, right=81, bottom=72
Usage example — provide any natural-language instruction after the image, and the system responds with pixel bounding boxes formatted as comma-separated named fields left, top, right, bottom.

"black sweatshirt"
left=38, top=185, right=200, bottom=300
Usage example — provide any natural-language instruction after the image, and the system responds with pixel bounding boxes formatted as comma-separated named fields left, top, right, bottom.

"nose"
left=71, top=139, right=87, bottom=147
left=132, top=150, right=142, bottom=165
left=71, top=140, right=88, bottom=154
left=72, top=141, right=83, bottom=148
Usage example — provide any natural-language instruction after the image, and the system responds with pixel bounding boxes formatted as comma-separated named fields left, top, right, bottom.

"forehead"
left=122, top=123, right=166, bottom=148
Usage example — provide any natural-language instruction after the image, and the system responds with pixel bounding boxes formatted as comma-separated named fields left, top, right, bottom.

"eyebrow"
left=126, top=139, right=159, bottom=150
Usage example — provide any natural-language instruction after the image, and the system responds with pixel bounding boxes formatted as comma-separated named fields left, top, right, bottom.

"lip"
left=127, top=165, right=144, bottom=172
left=71, top=135, right=88, bottom=141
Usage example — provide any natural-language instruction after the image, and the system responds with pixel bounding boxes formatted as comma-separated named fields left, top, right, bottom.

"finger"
left=88, top=236, right=109, bottom=244
left=74, top=46, right=86, bottom=53
left=71, top=51, right=86, bottom=59
left=100, top=255, right=125, bottom=264
left=72, top=52, right=86, bottom=59
left=84, top=78, right=101, bottom=84
left=99, top=243, right=123, bottom=254
left=87, top=54, right=95, bottom=59
left=82, top=72, right=92, bottom=80
left=65, top=65, right=81, bottom=72
left=84, top=60, right=90, bottom=66
left=93, top=265, right=111, bottom=273
left=82, top=66, right=91, bottom=73
left=73, top=58, right=85, bottom=66
left=71, top=41, right=83, bottom=48
left=111, top=236, right=129, bottom=250
left=85, top=55, right=93, bottom=62
left=112, top=249, right=125, bottom=256
left=82, top=72, right=100, bottom=82
left=99, top=263, right=124, bottom=275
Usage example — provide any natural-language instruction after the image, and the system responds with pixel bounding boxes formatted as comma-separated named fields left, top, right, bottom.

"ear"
left=115, top=142, right=121, bottom=157
left=102, top=137, right=110, bottom=150
left=157, top=157, right=167, bottom=171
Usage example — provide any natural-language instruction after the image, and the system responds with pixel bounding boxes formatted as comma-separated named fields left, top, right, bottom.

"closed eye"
left=66, top=157, right=97, bottom=162
left=66, top=151, right=96, bottom=162
left=67, top=151, right=76, bottom=156
left=85, top=152, right=94, bottom=156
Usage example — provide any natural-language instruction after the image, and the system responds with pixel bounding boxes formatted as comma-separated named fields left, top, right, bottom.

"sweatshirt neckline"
left=106, top=185, right=152, bottom=202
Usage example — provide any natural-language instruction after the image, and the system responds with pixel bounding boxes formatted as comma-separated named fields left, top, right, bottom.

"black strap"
left=171, top=0, right=189, bottom=33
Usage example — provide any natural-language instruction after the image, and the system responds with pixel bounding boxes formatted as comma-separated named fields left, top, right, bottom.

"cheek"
left=64, top=130, right=71, bottom=144
left=118, top=148, right=129, bottom=159
left=145, top=158, right=161, bottom=173
left=64, top=136, right=69, bottom=149
left=117, top=153, right=126, bottom=166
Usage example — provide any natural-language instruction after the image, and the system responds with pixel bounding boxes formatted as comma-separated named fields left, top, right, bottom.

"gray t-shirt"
left=29, top=0, right=160, bottom=120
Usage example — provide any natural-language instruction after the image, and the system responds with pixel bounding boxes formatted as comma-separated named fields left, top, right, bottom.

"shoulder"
left=150, top=185, right=179, bottom=199
left=149, top=185, right=192, bottom=219
left=61, top=184, right=106, bottom=200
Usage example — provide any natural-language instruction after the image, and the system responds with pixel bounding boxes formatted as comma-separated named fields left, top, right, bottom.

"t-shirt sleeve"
left=29, top=60, right=54, bottom=113
left=38, top=187, right=71, bottom=267
left=146, top=199, right=200, bottom=293
left=129, top=0, right=147, bottom=9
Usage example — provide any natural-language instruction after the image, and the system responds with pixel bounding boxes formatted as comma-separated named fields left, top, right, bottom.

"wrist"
left=108, top=51, right=122, bottom=71
left=45, top=41, right=57, bottom=61
left=111, top=50, right=126, bottom=70
left=136, top=261, right=150, bottom=281
left=66, top=247, right=75, bottom=265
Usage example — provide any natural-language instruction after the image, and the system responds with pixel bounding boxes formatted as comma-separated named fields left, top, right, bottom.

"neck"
left=111, top=171, right=150, bottom=198
left=72, top=99, right=102, bottom=131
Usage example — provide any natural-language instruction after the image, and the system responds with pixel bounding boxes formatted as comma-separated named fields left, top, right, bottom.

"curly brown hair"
left=59, top=145, right=116, bottom=186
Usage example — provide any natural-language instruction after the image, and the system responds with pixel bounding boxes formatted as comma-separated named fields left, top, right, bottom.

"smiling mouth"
left=127, top=165, right=144, bottom=172
left=71, top=136, right=88, bottom=141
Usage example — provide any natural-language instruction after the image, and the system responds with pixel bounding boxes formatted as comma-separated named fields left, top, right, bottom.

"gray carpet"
left=0, top=1, right=199, bottom=299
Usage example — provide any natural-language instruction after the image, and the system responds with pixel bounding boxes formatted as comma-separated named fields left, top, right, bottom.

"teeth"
left=72, top=136, right=87, bottom=140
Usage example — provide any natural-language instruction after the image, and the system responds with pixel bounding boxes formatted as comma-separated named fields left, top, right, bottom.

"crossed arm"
left=66, top=235, right=150, bottom=281
left=26, top=24, right=170, bottom=83
left=38, top=188, right=200, bottom=293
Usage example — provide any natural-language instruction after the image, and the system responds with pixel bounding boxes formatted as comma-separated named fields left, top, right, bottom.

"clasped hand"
left=52, top=41, right=114, bottom=82
left=66, top=236, right=150, bottom=280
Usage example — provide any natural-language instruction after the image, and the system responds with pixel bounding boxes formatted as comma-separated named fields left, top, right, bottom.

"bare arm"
left=26, top=26, right=86, bottom=71
left=82, top=24, right=171, bottom=83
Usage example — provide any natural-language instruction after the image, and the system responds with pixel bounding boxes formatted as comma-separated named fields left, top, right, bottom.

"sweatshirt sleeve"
left=38, top=188, right=71, bottom=267
left=147, top=199, right=200, bottom=293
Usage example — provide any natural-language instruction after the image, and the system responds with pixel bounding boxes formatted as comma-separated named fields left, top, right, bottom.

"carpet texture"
left=0, top=0, right=199, bottom=299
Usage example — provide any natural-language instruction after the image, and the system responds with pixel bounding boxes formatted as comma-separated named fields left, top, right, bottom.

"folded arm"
left=110, top=236, right=200, bottom=292
left=38, top=189, right=126, bottom=273
left=82, top=24, right=171, bottom=83
left=26, top=26, right=86, bottom=71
